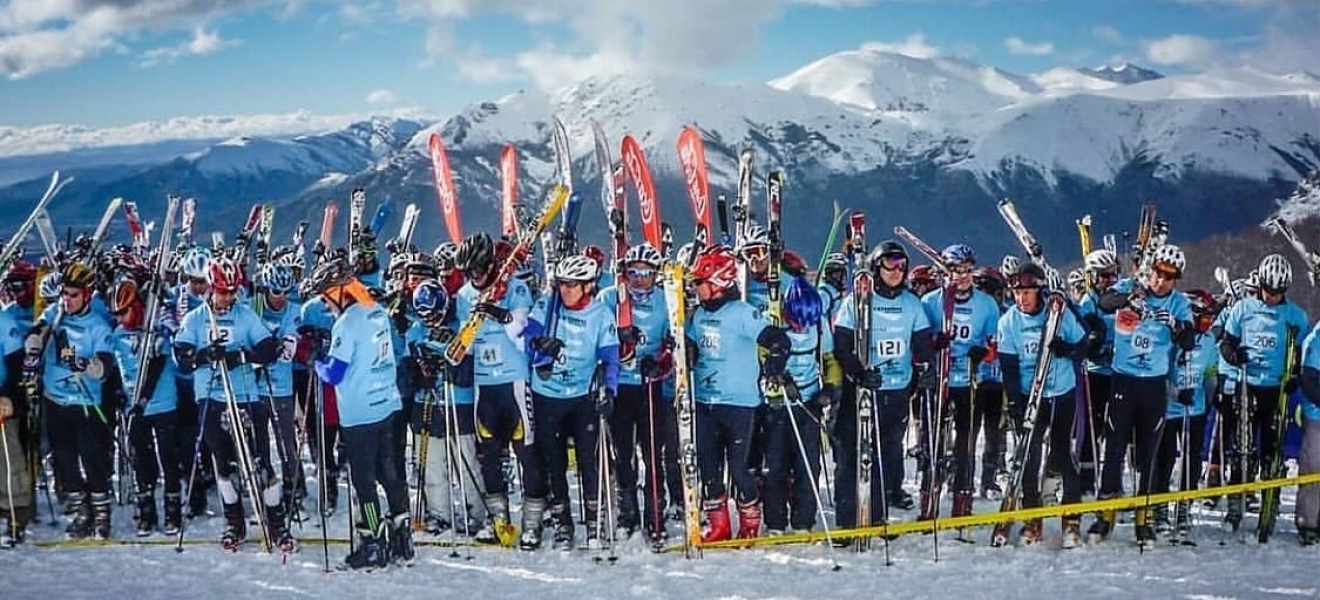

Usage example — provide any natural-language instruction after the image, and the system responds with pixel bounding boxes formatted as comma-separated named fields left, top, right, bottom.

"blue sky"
left=0, top=0, right=1315, bottom=130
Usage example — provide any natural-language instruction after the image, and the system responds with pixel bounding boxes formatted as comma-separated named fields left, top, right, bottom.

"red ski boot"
left=736, top=500, right=762, bottom=540
left=700, top=496, right=731, bottom=543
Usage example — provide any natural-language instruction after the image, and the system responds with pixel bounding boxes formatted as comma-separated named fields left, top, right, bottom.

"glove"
left=595, top=389, right=615, bottom=418
left=915, top=362, right=938, bottom=391
left=640, top=354, right=670, bottom=382
left=1006, top=392, right=1028, bottom=425
left=313, top=359, right=333, bottom=382
left=195, top=343, right=226, bottom=366
left=0, top=395, right=13, bottom=420
left=1147, top=307, right=1176, bottom=329
left=1177, top=388, right=1194, bottom=406
left=762, top=350, right=787, bottom=379
left=618, top=325, right=642, bottom=347
left=932, top=331, right=952, bottom=351
left=23, top=332, right=43, bottom=356
left=222, top=349, right=249, bottom=370
left=475, top=302, right=512, bottom=324
left=1048, top=338, right=1074, bottom=358
left=1222, top=341, right=1249, bottom=367
left=66, top=356, right=89, bottom=373
left=856, top=368, right=883, bottom=389
left=968, top=345, right=989, bottom=366
left=531, top=337, right=565, bottom=360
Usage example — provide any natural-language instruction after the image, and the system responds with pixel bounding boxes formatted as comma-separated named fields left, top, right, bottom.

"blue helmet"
left=783, top=275, right=823, bottom=329
left=940, top=244, right=976, bottom=266
left=411, top=279, right=450, bottom=322
left=257, top=264, right=297, bottom=294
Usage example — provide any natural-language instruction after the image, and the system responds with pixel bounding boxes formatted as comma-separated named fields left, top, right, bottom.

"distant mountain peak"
left=1081, top=63, right=1164, bottom=84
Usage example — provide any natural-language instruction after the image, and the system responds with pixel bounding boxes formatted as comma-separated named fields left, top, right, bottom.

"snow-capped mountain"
left=1, top=49, right=1317, bottom=260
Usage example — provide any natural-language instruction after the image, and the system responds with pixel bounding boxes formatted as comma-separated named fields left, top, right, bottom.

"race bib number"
left=1130, top=333, right=1153, bottom=351
left=1250, top=331, right=1278, bottom=351
left=478, top=344, right=503, bottom=367
left=875, top=338, right=905, bottom=359
left=699, top=332, right=721, bottom=356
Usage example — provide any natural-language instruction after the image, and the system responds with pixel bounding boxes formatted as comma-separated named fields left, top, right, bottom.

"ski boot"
left=1298, top=528, right=1319, bottom=547
left=736, top=499, right=762, bottom=540
left=615, top=488, right=640, bottom=538
left=90, top=492, right=112, bottom=541
left=343, top=523, right=389, bottom=570
left=64, top=492, right=92, bottom=540
left=917, top=490, right=938, bottom=521
left=424, top=512, right=452, bottom=535
left=1061, top=516, right=1083, bottom=549
left=1019, top=518, right=1043, bottom=546
left=951, top=490, right=974, bottom=518
left=220, top=502, right=247, bottom=551
left=889, top=489, right=915, bottom=511
left=1087, top=510, right=1115, bottom=544
left=548, top=502, right=574, bottom=550
left=1174, top=501, right=1195, bottom=546
left=474, top=493, right=515, bottom=546
left=389, top=512, right=414, bottom=564
left=520, top=497, right=548, bottom=551
left=0, top=513, right=25, bottom=548
left=584, top=500, right=606, bottom=548
left=1153, top=504, right=1172, bottom=536
left=1134, top=509, right=1157, bottom=549
left=1223, top=495, right=1244, bottom=532
left=700, top=495, right=731, bottom=543
left=186, top=480, right=209, bottom=519
left=267, top=504, right=297, bottom=553
left=162, top=492, right=183, bottom=536
left=135, top=490, right=158, bottom=537
left=980, top=481, right=1003, bottom=502
left=643, top=509, right=669, bottom=547
left=321, top=475, right=339, bottom=518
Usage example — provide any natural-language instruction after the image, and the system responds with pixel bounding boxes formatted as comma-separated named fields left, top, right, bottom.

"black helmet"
left=867, top=240, right=908, bottom=273
left=305, top=251, right=352, bottom=295
left=455, top=232, right=494, bottom=274
left=1009, top=261, right=1047, bottom=289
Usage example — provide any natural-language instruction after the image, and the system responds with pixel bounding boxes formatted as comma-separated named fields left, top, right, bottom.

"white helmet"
left=1001, top=255, right=1022, bottom=276
left=554, top=255, right=600, bottom=283
left=1150, top=244, right=1185, bottom=275
left=1067, top=269, right=1086, bottom=288
left=738, top=225, right=769, bottom=256
left=1084, top=249, right=1118, bottom=273
left=39, top=272, right=63, bottom=301
left=675, top=243, right=697, bottom=268
left=1045, top=266, right=1065, bottom=291
left=624, top=243, right=664, bottom=268
left=1257, top=253, right=1292, bottom=292
left=181, top=248, right=213, bottom=280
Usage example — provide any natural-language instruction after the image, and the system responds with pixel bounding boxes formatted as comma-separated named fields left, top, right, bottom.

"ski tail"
left=552, top=115, right=573, bottom=190
left=429, top=133, right=464, bottom=243
left=622, top=134, right=664, bottom=250
left=676, top=126, right=711, bottom=251
left=501, top=143, right=519, bottom=239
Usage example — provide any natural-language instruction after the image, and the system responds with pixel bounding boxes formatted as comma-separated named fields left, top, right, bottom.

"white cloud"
left=366, top=89, right=399, bottom=106
left=1092, top=24, right=1125, bottom=44
left=140, top=27, right=241, bottom=67
left=1142, top=34, right=1220, bottom=67
left=1004, top=36, right=1054, bottom=56
left=859, top=33, right=942, bottom=59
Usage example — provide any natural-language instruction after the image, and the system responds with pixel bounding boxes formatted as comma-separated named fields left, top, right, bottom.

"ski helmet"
left=909, top=264, right=937, bottom=288
left=1009, top=262, right=1047, bottom=289
left=624, top=243, right=664, bottom=269
left=867, top=240, right=909, bottom=276
left=61, top=262, right=97, bottom=289
left=404, top=252, right=438, bottom=279
left=306, top=253, right=353, bottom=295
left=738, top=225, right=770, bottom=258
left=207, top=258, right=243, bottom=294
left=3, top=260, right=36, bottom=282
left=581, top=245, right=607, bottom=269
left=940, top=244, right=976, bottom=267
left=411, top=279, right=450, bottom=322
left=1067, top=269, right=1086, bottom=290
left=1150, top=244, right=1186, bottom=277
left=1084, top=249, right=1118, bottom=274
left=784, top=276, right=823, bottom=329
left=433, top=242, right=460, bottom=273
left=109, top=278, right=139, bottom=314
left=555, top=255, right=600, bottom=284
left=38, top=272, right=62, bottom=301
left=1000, top=255, right=1022, bottom=277
left=455, top=232, right=495, bottom=274
left=1256, top=253, right=1292, bottom=292
left=690, top=246, right=739, bottom=290
left=258, top=264, right=297, bottom=295
left=1185, top=288, right=1216, bottom=316
left=182, top=248, right=212, bottom=280
left=823, top=252, right=848, bottom=272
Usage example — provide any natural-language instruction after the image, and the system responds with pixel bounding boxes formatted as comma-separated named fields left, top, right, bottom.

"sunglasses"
left=268, top=289, right=288, bottom=296
left=627, top=268, right=655, bottom=279
left=557, top=280, right=584, bottom=288
left=947, top=265, right=973, bottom=275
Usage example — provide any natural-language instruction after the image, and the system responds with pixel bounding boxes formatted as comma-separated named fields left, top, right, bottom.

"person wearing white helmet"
left=1216, top=253, right=1309, bottom=537
left=1090, top=243, right=1196, bottom=547
left=597, top=242, right=674, bottom=543
left=526, top=254, right=620, bottom=550
left=1077, top=247, right=1122, bottom=496
left=253, top=264, right=306, bottom=520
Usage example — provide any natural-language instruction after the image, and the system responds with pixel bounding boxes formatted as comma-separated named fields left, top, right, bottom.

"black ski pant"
left=200, top=399, right=279, bottom=508
left=832, top=383, right=908, bottom=526
left=46, top=400, right=112, bottom=496
left=610, top=381, right=673, bottom=528
left=971, top=381, right=1005, bottom=490
left=174, top=376, right=211, bottom=485
left=342, top=412, right=409, bottom=527
left=1155, top=412, right=1207, bottom=495
left=535, top=393, right=600, bottom=516
left=129, top=409, right=181, bottom=496
left=762, top=401, right=823, bottom=531
left=696, top=403, right=758, bottom=505
left=1099, top=374, right=1166, bottom=498
left=263, top=396, right=303, bottom=494
left=1080, top=372, right=1112, bottom=489
left=1221, top=384, right=1285, bottom=485
left=1020, top=393, right=1081, bottom=508
left=947, top=386, right=975, bottom=493
left=475, top=381, right=546, bottom=500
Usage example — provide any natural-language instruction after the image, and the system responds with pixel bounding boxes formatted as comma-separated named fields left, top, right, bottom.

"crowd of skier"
left=1, top=142, right=1319, bottom=573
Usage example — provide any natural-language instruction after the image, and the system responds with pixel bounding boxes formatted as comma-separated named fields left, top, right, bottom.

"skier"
left=919, top=244, right=1000, bottom=519
left=307, top=255, right=413, bottom=568
left=972, top=266, right=1009, bottom=499
left=526, top=255, right=620, bottom=549
left=297, top=274, right=341, bottom=518
left=686, top=246, right=791, bottom=541
left=597, top=242, right=672, bottom=542
left=109, top=278, right=184, bottom=537
left=996, top=262, right=1087, bottom=547
left=252, top=263, right=304, bottom=520
left=0, top=281, right=30, bottom=547
left=169, top=247, right=214, bottom=518
left=1077, top=248, right=1122, bottom=496
left=173, top=257, right=289, bottom=551
left=26, top=263, right=118, bottom=539
left=1216, top=253, right=1308, bottom=532
left=1089, top=245, right=1196, bottom=546
left=1, top=261, right=37, bottom=331
left=452, top=232, right=545, bottom=549
left=817, top=252, right=849, bottom=324
left=832, top=241, right=935, bottom=534
left=1297, top=301, right=1320, bottom=546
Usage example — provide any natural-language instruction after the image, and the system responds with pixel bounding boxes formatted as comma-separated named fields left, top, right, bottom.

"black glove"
left=197, top=343, right=227, bottom=366
left=531, top=337, right=565, bottom=360
left=1048, top=338, right=1074, bottom=358
left=475, top=302, right=511, bottom=324
left=618, top=325, right=642, bottom=347
left=222, top=349, right=248, bottom=370
left=856, top=368, right=883, bottom=389
left=968, top=345, right=989, bottom=366
left=763, top=350, right=788, bottom=379
left=915, top=362, right=938, bottom=391
left=640, top=355, right=664, bottom=382
left=1177, top=388, right=1194, bottom=406
left=596, top=389, right=615, bottom=418
left=1221, top=341, right=1249, bottom=367
left=932, top=331, right=952, bottom=351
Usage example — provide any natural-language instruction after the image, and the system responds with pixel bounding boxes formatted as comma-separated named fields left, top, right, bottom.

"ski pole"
left=784, top=396, right=840, bottom=571
left=176, top=397, right=210, bottom=552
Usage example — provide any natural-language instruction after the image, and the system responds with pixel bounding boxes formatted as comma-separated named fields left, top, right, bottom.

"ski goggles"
left=877, top=255, right=907, bottom=271
left=740, top=245, right=769, bottom=261
left=945, top=264, right=974, bottom=276
left=627, top=268, right=656, bottom=279
left=1008, top=273, right=1043, bottom=289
